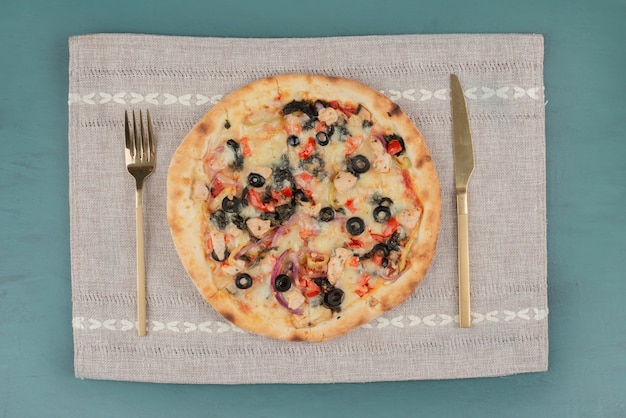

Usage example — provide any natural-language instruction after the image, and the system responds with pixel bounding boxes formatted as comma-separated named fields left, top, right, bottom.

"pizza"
left=167, top=73, right=441, bottom=341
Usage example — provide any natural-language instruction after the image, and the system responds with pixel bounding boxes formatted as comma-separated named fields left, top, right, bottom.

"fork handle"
left=135, top=187, right=147, bottom=336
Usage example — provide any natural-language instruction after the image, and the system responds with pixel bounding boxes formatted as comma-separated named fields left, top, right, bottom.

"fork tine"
left=146, top=109, right=155, bottom=161
left=139, top=109, right=146, bottom=161
left=132, top=110, right=140, bottom=160
left=124, top=110, right=133, bottom=156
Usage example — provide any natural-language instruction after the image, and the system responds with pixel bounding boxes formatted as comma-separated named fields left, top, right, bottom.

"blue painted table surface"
left=1, top=0, right=625, bottom=416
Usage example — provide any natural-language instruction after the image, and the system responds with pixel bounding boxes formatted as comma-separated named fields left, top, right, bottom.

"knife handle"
left=457, top=192, right=471, bottom=328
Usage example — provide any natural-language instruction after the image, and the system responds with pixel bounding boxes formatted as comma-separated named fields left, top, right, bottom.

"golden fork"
left=124, top=110, right=156, bottom=336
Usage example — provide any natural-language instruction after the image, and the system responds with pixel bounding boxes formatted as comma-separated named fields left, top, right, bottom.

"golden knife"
left=450, top=74, right=475, bottom=328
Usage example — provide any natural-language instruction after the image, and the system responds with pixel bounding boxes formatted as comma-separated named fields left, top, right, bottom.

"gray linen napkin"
left=69, top=33, right=547, bottom=383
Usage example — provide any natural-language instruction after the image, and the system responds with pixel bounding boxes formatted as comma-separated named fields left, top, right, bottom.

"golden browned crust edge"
left=167, top=73, right=441, bottom=342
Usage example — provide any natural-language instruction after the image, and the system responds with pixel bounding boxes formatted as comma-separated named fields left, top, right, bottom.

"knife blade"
left=450, top=74, right=475, bottom=328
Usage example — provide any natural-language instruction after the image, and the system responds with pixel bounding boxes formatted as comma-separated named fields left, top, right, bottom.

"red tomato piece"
left=210, top=178, right=224, bottom=198
left=328, top=100, right=340, bottom=110
left=299, top=278, right=321, bottom=297
left=305, top=282, right=321, bottom=297
left=247, top=188, right=275, bottom=212
left=354, top=274, right=370, bottom=297
left=345, top=198, right=357, bottom=213
left=386, top=139, right=403, bottom=156
left=382, top=217, right=399, bottom=237
left=347, top=238, right=363, bottom=249
left=328, top=100, right=357, bottom=116
left=298, top=137, right=316, bottom=159
left=240, top=137, right=252, bottom=157
left=344, top=135, right=363, bottom=156
left=295, top=171, right=314, bottom=184
left=370, top=233, right=386, bottom=243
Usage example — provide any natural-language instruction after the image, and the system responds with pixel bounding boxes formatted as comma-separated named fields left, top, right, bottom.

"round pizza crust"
left=167, top=73, right=441, bottom=342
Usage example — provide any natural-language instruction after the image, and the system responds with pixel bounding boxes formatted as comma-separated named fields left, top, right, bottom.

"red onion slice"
left=203, top=146, right=225, bottom=177
left=289, top=253, right=300, bottom=279
left=270, top=250, right=289, bottom=282
left=380, top=270, right=402, bottom=281
left=372, top=132, right=388, bottom=147
left=270, top=214, right=299, bottom=247
left=270, top=250, right=303, bottom=315
left=234, top=232, right=274, bottom=259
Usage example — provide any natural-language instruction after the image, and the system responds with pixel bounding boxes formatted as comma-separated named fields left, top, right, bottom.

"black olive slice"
left=275, top=203, right=296, bottom=223
left=323, top=288, right=344, bottom=310
left=294, top=189, right=309, bottom=202
left=221, top=196, right=241, bottom=213
left=313, top=277, right=333, bottom=294
left=230, top=214, right=246, bottom=230
left=274, top=274, right=292, bottom=292
left=272, top=165, right=294, bottom=187
left=350, top=155, right=370, bottom=174
left=299, top=154, right=325, bottom=176
left=385, top=231, right=401, bottom=252
left=346, top=217, right=365, bottom=235
left=226, top=139, right=240, bottom=152
left=373, top=206, right=391, bottom=223
left=282, top=100, right=317, bottom=120
left=378, top=197, right=394, bottom=207
left=371, top=243, right=390, bottom=257
left=211, top=249, right=229, bottom=262
left=302, top=118, right=317, bottom=130
left=247, top=172, right=266, bottom=188
left=315, top=131, right=330, bottom=146
left=235, top=273, right=253, bottom=289
left=226, top=139, right=244, bottom=171
left=260, top=211, right=281, bottom=227
left=319, top=207, right=335, bottom=222
left=210, top=209, right=229, bottom=230
left=338, top=126, right=350, bottom=141
left=287, top=135, right=300, bottom=147
left=241, top=187, right=249, bottom=207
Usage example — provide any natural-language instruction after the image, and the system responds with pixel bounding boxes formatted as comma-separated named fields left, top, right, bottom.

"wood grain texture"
left=1, top=0, right=625, bottom=416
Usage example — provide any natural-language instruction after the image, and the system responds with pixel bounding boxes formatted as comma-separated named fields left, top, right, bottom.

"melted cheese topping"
left=197, top=98, right=422, bottom=324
